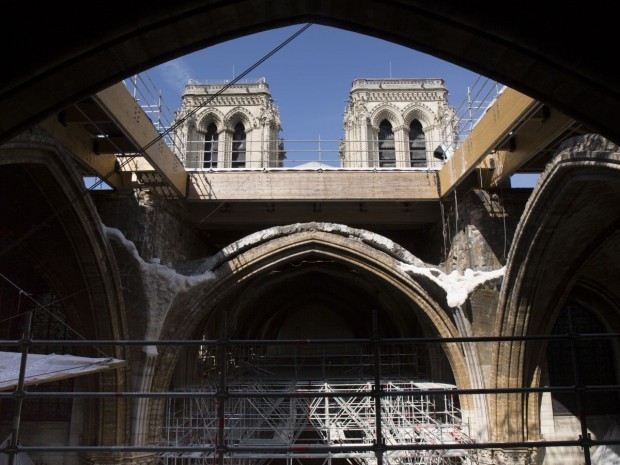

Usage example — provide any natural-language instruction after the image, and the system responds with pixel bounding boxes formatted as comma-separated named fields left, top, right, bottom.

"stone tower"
left=172, top=78, right=284, bottom=169
left=340, top=78, right=458, bottom=169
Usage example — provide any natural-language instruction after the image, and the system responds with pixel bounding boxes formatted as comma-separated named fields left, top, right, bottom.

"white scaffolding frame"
left=161, top=380, right=476, bottom=465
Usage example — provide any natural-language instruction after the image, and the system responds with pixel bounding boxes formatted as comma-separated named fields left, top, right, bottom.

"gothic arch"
left=0, top=131, right=130, bottom=448
left=491, top=134, right=620, bottom=442
left=146, top=223, right=479, bottom=443
left=224, top=106, right=255, bottom=132
left=196, top=108, right=225, bottom=131
left=369, top=104, right=403, bottom=130
left=402, top=102, right=435, bottom=128
left=1, top=2, right=617, bottom=145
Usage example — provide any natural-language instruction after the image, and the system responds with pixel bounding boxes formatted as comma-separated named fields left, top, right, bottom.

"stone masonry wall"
left=438, top=188, right=532, bottom=273
left=91, top=190, right=210, bottom=267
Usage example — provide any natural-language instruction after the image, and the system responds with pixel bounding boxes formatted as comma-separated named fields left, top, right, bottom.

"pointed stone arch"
left=369, top=103, right=403, bottom=130
left=0, top=131, right=131, bottom=450
left=491, top=134, right=620, bottom=443
left=225, top=106, right=255, bottom=132
left=145, top=222, right=486, bottom=444
left=402, top=102, right=434, bottom=128
left=196, top=107, right=225, bottom=131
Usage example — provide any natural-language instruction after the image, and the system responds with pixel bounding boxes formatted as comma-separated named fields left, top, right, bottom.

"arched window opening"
left=232, top=122, right=246, bottom=168
left=409, top=119, right=426, bottom=167
left=547, top=302, right=619, bottom=417
left=378, top=120, right=395, bottom=167
left=203, top=123, right=218, bottom=169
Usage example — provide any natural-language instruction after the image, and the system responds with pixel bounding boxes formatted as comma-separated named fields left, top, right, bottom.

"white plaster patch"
left=400, top=264, right=506, bottom=308
left=104, top=226, right=216, bottom=340
left=181, top=222, right=425, bottom=274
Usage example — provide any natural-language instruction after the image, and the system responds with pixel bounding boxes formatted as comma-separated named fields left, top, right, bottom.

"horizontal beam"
left=38, top=117, right=126, bottom=190
left=189, top=170, right=440, bottom=201
left=438, top=87, right=540, bottom=197
left=483, top=108, right=579, bottom=186
left=92, top=83, right=188, bottom=198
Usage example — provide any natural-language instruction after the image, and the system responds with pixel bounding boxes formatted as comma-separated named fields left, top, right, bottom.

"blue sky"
left=148, top=24, right=488, bottom=142
left=139, top=23, right=538, bottom=187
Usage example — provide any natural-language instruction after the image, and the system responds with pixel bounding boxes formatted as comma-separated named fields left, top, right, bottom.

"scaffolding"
left=161, top=378, right=475, bottom=465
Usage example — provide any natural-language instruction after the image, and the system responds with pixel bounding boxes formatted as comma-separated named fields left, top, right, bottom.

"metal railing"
left=123, top=72, right=504, bottom=171
left=2, top=330, right=620, bottom=464
left=181, top=139, right=449, bottom=170
left=122, top=73, right=181, bottom=154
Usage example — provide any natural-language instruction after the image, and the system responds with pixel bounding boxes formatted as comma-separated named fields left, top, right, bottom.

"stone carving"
left=341, top=78, right=458, bottom=169
left=172, top=79, right=282, bottom=169
left=481, top=448, right=538, bottom=465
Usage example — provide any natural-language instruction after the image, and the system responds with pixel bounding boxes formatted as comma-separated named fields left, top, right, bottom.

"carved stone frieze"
left=478, top=448, right=538, bottom=465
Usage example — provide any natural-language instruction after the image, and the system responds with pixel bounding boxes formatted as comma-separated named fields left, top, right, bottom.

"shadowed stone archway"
left=492, top=135, right=620, bottom=447
left=138, top=223, right=493, bottom=445
left=0, top=1, right=618, bottom=145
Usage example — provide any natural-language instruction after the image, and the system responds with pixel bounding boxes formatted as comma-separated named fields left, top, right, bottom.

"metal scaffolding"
left=160, top=379, right=476, bottom=465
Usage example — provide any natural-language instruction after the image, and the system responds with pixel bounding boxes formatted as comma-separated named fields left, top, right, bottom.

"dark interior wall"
left=1, top=2, right=618, bottom=146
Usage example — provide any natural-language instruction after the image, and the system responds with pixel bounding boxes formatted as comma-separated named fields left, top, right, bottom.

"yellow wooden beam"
left=38, top=117, right=126, bottom=190
left=93, top=83, right=188, bottom=198
left=483, top=108, right=578, bottom=186
left=438, top=87, right=540, bottom=197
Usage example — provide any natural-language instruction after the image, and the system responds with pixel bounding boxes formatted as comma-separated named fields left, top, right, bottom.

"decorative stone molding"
left=195, top=108, right=225, bottom=129
left=341, top=78, right=458, bottom=169
left=173, top=79, right=282, bottom=169
left=477, top=448, right=538, bottom=465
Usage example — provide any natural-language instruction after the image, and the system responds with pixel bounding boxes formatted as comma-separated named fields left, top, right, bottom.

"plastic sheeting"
left=0, top=351, right=125, bottom=391
left=0, top=437, right=35, bottom=465
left=592, top=422, right=620, bottom=465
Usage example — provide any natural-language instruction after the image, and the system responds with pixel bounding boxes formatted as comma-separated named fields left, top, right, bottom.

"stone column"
left=130, top=348, right=158, bottom=447
left=367, top=124, right=378, bottom=168
left=221, top=129, right=233, bottom=168
left=393, top=125, right=408, bottom=167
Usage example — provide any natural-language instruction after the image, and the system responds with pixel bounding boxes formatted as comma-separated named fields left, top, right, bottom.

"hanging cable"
left=440, top=199, right=448, bottom=263
left=0, top=272, right=111, bottom=358
left=0, top=23, right=313, bottom=258
left=454, top=188, right=458, bottom=237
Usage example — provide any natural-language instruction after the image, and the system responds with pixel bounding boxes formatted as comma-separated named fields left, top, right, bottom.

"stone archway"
left=1, top=2, right=618, bottom=145
left=0, top=131, right=131, bottom=461
left=492, top=135, right=620, bottom=447
left=143, top=223, right=488, bottom=445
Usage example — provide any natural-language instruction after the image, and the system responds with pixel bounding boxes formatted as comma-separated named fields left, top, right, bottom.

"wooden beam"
left=38, top=117, right=126, bottom=190
left=92, top=83, right=188, bottom=198
left=57, top=102, right=111, bottom=125
left=438, top=87, right=540, bottom=197
left=93, top=136, right=139, bottom=154
left=482, top=107, right=578, bottom=186
left=189, top=170, right=439, bottom=201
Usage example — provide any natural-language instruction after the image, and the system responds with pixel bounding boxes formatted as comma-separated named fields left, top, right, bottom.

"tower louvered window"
left=409, top=119, right=426, bottom=167
left=203, top=123, right=218, bottom=169
left=378, top=120, right=395, bottom=167
left=232, top=122, right=246, bottom=168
